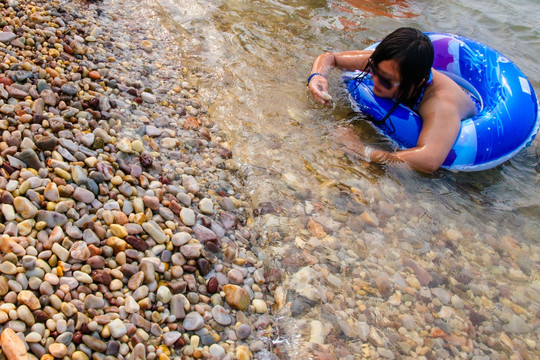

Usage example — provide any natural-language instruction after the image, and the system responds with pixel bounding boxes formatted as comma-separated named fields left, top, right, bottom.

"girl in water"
left=307, top=27, right=476, bottom=173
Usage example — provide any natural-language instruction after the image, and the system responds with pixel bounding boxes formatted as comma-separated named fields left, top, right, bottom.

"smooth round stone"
left=177, top=193, right=191, bottom=206
left=179, top=208, right=196, bottom=226
left=70, top=241, right=90, bottom=261
left=142, top=221, right=167, bottom=244
left=198, top=198, right=213, bottom=214
left=191, top=224, right=217, bottom=242
left=124, top=296, right=140, bottom=313
left=160, top=250, right=172, bottom=263
left=35, top=134, right=57, bottom=151
left=84, top=295, right=105, bottom=310
left=211, top=305, right=231, bottom=326
left=116, top=139, right=132, bottom=153
left=49, top=343, right=67, bottom=358
left=186, top=292, right=199, bottom=304
left=102, top=210, right=114, bottom=224
left=132, top=286, right=149, bottom=301
left=110, top=175, right=124, bottom=186
left=142, top=195, right=159, bottom=210
left=25, top=331, right=42, bottom=343
left=7, top=320, right=26, bottom=333
left=9, top=279, right=24, bottom=292
left=223, top=285, right=250, bottom=311
left=119, top=182, right=133, bottom=196
left=252, top=299, right=267, bottom=313
left=73, top=187, right=95, bottom=203
left=180, top=244, right=202, bottom=259
left=162, top=331, right=182, bottom=346
left=71, top=351, right=89, bottom=360
left=17, top=219, right=35, bottom=236
left=170, top=294, right=187, bottom=320
left=31, top=323, right=45, bottom=337
left=201, top=333, right=216, bottom=346
left=110, top=224, right=128, bottom=238
left=128, top=272, right=145, bottom=290
left=210, top=294, right=222, bottom=306
left=108, top=318, right=127, bottom=338
left=81, top=133, right=95, bottom=147
left=28, top=277, right=42, bottom=290
left=60, top=83, right=78, bottom=96
left=1, top=328, right=29, bottom=360
left=73, top=271, right=92, bottom=284
left=161, top=137, right=177, bottom=148
left=86, top=256, right=105, bottom=269
left=107, top=340, right=120, bottom=356
left=61, top=303, right=77, bottom=317
left=39, top=281, right=54, bottom=297
left=182, top=176, right=199, bottom=194
left=83, top=229, right=100, bottom=245
left=17, top=305, right=34, bottom=325
left=132, top=343, right=146, bottom=360
left=56, top=332, right=73, bottom=346
left=227, top=269, right=244, bottom=284
left=0, top=262, right=17, bottom=275
left=236, top=323, right=251, bottom=340
left=171, top=232, right=191, bottom=247
left=145, top=125, right=162, bottom=137
left=0, top=104, right=15, bottom=114
left=43, top=272, right=59, bottom=284
left=82, top=335, right=107, bottom=352
left=220, top=197, right=235, bottom=210
left=183, top=312, right=204, bottom=331
left=141, top=92, right=157, bottom=103
left=158, top=207, right=174, bottom=221
left=51, top=243, right=69, bottom=262
left=13, top=196, right=38, bottom=219
left=109, top=279, right=123, bottom=291
left=6, top=180, right=18, bottom=192
left=131, top=140, right=144, bottom=153
left=1, top=205, right=15, bottom=221
left=156, top=286, right=173, bottom=304
left=72, top=166, right=87, bottom=185
left=209, top=344, right=225, bottom=359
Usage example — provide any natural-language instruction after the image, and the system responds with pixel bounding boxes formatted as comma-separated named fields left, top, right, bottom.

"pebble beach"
left=1, top=1, right=540, bottom=360
left=0, top=1, right=275, bottom=359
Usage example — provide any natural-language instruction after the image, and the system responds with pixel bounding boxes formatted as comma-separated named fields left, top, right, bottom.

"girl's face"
left=370, top=59, right=401, bottom=99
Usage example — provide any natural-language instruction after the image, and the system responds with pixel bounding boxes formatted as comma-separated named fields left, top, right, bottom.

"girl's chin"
left=373, top=86, right=393, bottom=99
left=372, top=86, right=384, bottom=96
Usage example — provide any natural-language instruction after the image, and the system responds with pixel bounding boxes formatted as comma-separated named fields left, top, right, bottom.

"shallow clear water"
left=154, top=0, right=540, bottom=234
left=152, top=0, right=540, bottom=357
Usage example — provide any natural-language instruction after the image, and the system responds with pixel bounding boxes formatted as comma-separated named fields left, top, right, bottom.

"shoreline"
left=0, top=1, right=276, bottom=359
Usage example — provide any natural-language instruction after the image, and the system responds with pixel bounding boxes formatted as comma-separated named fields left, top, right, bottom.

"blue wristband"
left=307, top=73, right=324, bottom=86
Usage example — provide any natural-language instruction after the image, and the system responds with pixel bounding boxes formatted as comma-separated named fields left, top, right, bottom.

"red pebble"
left=88, top=71, right=101, bottom=80
left=207, top=277, right=219, bottom=294
left=0, top=77, right=13, bottom=86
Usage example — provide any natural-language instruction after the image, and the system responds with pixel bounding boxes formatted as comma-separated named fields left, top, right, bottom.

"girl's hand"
left=308, top=75, right=332, bottom=105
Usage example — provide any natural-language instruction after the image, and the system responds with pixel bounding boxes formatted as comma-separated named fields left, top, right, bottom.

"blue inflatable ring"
left=345, top=32, right=540, bottom=171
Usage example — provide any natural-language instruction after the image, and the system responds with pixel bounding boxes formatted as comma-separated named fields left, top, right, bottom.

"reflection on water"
left=154, top=0, right=540, bottom=358
left=342, top=0, right=417, bottom=18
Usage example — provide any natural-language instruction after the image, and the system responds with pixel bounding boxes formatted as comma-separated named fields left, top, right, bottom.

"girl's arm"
left=308, top=50, right=373, bottom=105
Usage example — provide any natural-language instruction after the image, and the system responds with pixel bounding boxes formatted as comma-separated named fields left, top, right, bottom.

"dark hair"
left=369, top=27, right=434, bottom=107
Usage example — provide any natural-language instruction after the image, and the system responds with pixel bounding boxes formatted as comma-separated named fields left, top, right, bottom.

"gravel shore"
left=0, top=1, right=276, bottom=359
left=2, top=1, right=540, bottom=360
